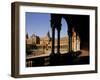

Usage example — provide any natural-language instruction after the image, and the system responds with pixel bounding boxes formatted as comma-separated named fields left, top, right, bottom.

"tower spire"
left=26, top=32, right=28, bottom=39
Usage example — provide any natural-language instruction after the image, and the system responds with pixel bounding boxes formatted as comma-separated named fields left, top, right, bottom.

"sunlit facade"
left=72, top=28, right=80, bottom=52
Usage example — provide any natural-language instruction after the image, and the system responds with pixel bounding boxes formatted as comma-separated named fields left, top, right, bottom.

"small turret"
left=46, top=31, right=50, bottom=39
left=26, top=32, right=29, bottom=39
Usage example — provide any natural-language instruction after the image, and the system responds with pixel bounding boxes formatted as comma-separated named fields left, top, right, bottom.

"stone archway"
left=50, top=14, right=76, bottom=55
left=50, top=14, right=89, bottom=57
left=50, top=14, right=62, bottom=55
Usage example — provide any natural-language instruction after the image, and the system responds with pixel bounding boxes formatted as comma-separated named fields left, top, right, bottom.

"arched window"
left=60, top=18, right=68, bottom=54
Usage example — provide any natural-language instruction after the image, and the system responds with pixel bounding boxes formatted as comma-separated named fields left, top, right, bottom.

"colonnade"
left=50, top=15, right=80, bottom=55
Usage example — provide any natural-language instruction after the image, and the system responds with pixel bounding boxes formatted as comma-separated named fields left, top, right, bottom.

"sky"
left=26, top=12, right=68, bottom=38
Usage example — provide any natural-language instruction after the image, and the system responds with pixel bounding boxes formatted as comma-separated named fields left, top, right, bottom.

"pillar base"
left=50, top=52, right=55, bottom=56
left=50, top=53, right=61, bottom=65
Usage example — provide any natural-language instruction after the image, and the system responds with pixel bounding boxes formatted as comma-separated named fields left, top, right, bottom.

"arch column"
left=76, top=32, right=77, bottom=51
left=56, top=24, right=61, bottom=54
left=68, top=28, right=72, bottom=52
left=51, top=27, right=55, bottom=54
